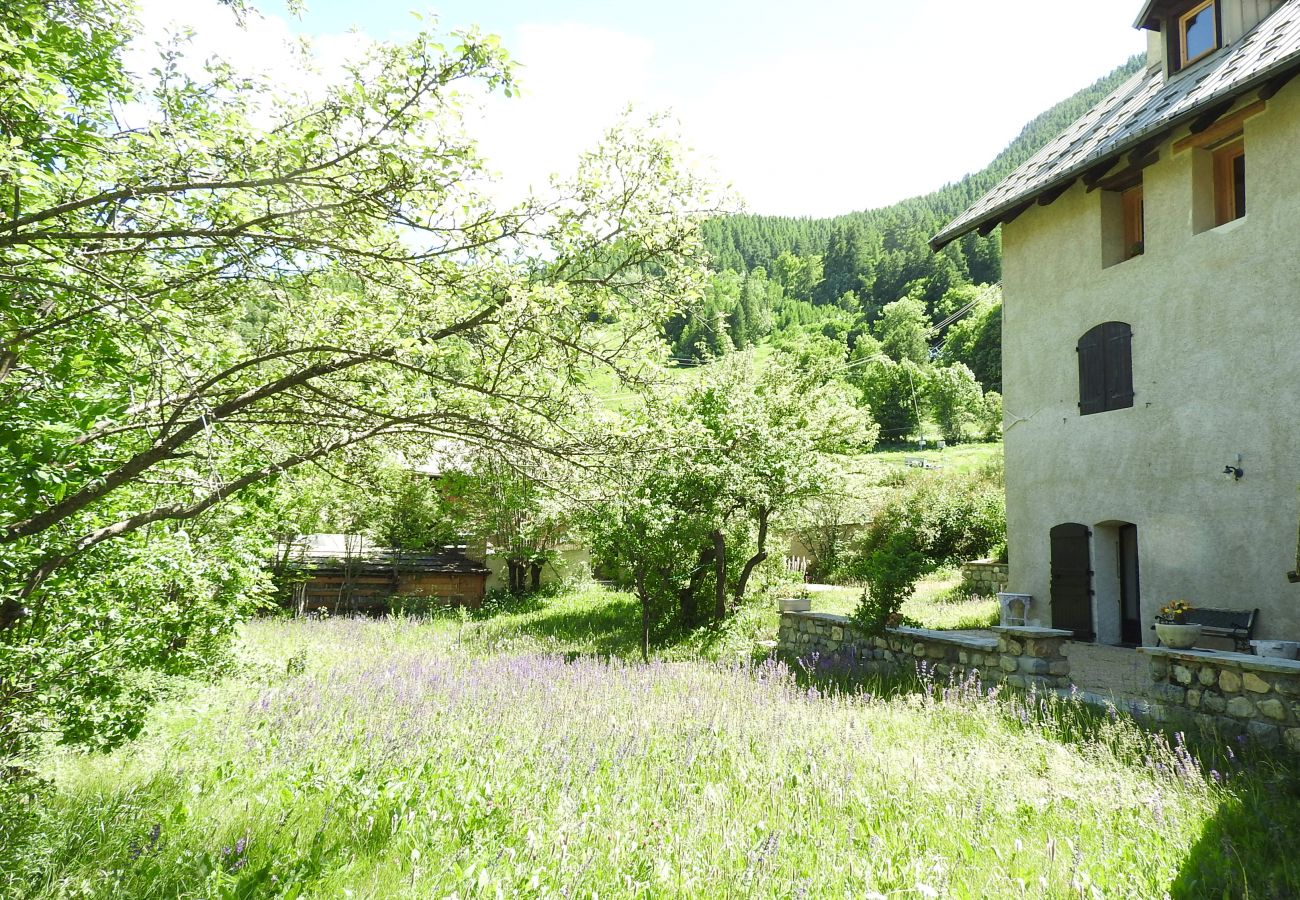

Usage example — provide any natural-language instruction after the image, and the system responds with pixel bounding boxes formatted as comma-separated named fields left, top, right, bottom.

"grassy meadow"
left=9, top=586, right=1300, bottom=899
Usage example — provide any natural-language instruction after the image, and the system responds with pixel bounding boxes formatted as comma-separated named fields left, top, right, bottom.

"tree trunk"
left=679, top=545, right=715, bottom=626
left=529, top=561, right=542, bottom=593
left=712, top=530, right=727, bottom=620
left=634, top=570, right=650, bottom=664
left=734, top=507, right=770, bottom=606
left=508, top=560, right=525, bottom=594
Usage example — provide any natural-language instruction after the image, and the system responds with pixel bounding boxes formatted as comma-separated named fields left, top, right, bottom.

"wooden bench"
left=1152, top=607, right=1258, bottom=652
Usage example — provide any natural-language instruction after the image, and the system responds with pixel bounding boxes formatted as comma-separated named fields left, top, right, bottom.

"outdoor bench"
left=1152, top=606, right=1258, bottom=653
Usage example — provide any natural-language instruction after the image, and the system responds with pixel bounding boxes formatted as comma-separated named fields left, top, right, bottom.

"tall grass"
left=9, top=596, right=1299, bottom=898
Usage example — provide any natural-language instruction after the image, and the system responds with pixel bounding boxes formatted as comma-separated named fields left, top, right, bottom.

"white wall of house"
left=999, top=80, right=1300, bottom=641
left=481, top=544, right=592, bottom=593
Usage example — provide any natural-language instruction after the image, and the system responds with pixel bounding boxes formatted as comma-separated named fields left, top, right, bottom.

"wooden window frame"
left=1178, top=0, right=1219, bottom=69
left=1213, top=137, right=1245, bottom=226
left=1121, top=183, right=1144, bottom=260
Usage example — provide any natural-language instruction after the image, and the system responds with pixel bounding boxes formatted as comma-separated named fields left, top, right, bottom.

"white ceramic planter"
left=1155, top=622, right=1201, bottom=650
left=779, top=596, right=812, bottom=613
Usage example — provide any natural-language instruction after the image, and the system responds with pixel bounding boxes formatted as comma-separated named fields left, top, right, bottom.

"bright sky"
left=134, top=0, right=1148, bottom=217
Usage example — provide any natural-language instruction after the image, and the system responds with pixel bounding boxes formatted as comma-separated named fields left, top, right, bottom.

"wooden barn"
left=289, top=542, right=490, bottom=615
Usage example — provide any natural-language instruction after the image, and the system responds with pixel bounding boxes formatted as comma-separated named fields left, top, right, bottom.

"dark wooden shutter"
left=1102, top=322, right=1134, bottom=410
left=1077, top=326, right=1105, bottom=415
left=1050, top=523, right=1094, bottom=642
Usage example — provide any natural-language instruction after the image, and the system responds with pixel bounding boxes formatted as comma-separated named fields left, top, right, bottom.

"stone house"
left=932, top=0, right=1300, bottom=648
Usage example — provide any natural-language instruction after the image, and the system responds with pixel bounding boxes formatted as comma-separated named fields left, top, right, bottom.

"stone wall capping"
left=1139, top=647, right=1300, bottom=676
left=890, top=626, right=999, bottom=651
left=992, top=626, right=1073, bottom=639
left=782, top=611, right=853, bottom=626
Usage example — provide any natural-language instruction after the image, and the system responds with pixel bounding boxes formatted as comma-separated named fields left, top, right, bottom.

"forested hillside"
left=666, top=54, right=1146, bottom=383
left=701, top=55, right=1144, bottom=290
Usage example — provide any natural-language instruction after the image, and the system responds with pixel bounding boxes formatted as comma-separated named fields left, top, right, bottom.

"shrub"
left=847, top=465, right=1005, bottom=632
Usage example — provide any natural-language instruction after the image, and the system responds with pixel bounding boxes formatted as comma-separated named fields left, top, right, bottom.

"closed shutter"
left=1103, top=322, right=1134, bottom=410
left=1077, top=326, right=1105, bottom=415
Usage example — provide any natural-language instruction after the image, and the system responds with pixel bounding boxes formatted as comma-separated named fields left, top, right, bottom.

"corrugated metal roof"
left=932, top=1, right=1300, bottom=250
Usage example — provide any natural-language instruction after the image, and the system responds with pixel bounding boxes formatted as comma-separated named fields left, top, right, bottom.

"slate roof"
left=297, top=546, right=489, bottom=576
left=932, top=1, right=1300, bottom=250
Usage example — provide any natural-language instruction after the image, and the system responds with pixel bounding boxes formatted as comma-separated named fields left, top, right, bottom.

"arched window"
left=1077, top=322, right=1133, bottom=415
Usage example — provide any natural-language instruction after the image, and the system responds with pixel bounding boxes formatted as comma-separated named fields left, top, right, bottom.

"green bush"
left=848, top=464, right=1005, bottom=632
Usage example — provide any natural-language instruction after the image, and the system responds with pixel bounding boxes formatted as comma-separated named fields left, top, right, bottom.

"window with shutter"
left=1077, top=328, right=1105, bottom=415
left=1103, top=322, right=1135, bottom=410
left=1077, top=322, right=1133, bottom=415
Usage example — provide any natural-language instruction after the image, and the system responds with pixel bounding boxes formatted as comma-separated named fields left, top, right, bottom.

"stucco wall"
left=999, top=81, right=1300, bottom=642
left=482, top=545, right=591, bottom=593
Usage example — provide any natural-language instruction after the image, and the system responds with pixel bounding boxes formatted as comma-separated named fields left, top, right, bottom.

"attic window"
left=1213, top=137, right=1246, bottom=224
left=1101, top=179, right=1145, bottom=267
left=1177, top=0, right=1219, bottom=69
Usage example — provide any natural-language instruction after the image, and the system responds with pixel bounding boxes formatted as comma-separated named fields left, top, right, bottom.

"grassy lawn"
left=10, top=586, right=1300, bottom=898
left=865, top=440, right=1003, bottom=476
left=798, top=570, right=1000, bottom=632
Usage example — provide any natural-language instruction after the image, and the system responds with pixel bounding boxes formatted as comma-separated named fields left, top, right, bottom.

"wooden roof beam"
left=1081, top=156, right=1121, bottom=188
left=1128, top=132, right=1167, bottom=164
left=1173, top=99, right=1266, bottom=153
left=976, top=200, right=1034, bottom=237
left=1188, top=100, right=1238, bottom=135
left=1036, top=178, right=1077, bottom=207
left=1260, top=69, right=1299, bottom=101
left=1087, top=151, right=1159, bottom=193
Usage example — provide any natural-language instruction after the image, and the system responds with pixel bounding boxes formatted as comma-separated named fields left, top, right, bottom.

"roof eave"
left=1133, top=1, right=1162, bottom=31
left=930, top=51, right=1300, bottom=253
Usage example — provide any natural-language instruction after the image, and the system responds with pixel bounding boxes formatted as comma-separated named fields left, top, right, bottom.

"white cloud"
left=126, top=0, right=371, bottom=104
left=469, top=23, right=660, bottom=202
left=120, top=0, right=1146, bottom=218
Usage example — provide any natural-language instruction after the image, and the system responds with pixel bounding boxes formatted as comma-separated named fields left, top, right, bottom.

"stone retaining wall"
left=1143, top=647, right=1300, bottom=751
left=779, top=611, right=1300, bottom=754
left=777, top=611, right=1071, bottom=692
left=960, top=559, right=1009, bottom=596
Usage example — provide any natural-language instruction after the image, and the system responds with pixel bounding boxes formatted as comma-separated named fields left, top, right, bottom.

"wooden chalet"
left=290, top=544, right=489, bottom=614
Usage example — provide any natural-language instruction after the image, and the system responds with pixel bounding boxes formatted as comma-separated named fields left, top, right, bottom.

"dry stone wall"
left=777, top=611, right=1070, bottom=692
left=780, top=612, right=1300, bottom=754
left=959, top=559, right=1009, bottom=596
left=1143, top=647, right=1300, bottom=751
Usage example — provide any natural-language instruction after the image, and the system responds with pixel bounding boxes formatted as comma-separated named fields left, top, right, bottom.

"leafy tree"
left=592, top=350, right=876, bottom=649
left=788, top=462, right=871, bottom=583
left=854, top=357, right=925, bottom=442
left=364, top=467, right=464, bottom=554
left=874, top=296, right=931, bottom=365
left=668, top=270, right=740, bottom=360
left=816, top=224, right=871, bottom=307
left=977, top=391, right=1004, bottom=441
left=940, top=288, right=1003, bottom=391
left=926, top=363, right=984, bottom=444
left=0, top=3, right=713, bottom=760
left=768, top=251, right=822, bottom=303
left=933, top=283, right=984, bottom=322
left=450, top=453, right=580, bottom=594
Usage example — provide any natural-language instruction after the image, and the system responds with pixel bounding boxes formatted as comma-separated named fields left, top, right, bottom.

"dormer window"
left=1179, top=0, right=1218, bottom=66
left=1168, top=0, right=1220, bottom=72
